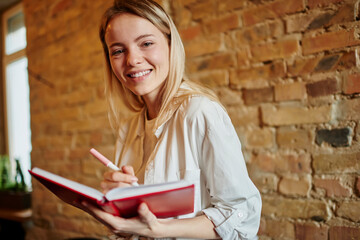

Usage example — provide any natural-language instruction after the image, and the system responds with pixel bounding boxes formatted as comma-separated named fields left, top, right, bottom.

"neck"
left=143, top=95, right=160, bottom=120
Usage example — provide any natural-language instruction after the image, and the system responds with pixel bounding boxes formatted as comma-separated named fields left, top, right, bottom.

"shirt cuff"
left=202, top=207, right=256, bottom=240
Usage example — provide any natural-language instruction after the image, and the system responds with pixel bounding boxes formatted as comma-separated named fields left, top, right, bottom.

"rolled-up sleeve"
left=194, top=100, right=262, bottom=240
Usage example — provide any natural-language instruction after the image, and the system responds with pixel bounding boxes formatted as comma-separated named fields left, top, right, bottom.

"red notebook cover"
left=29, top=168, right=194, bottom=218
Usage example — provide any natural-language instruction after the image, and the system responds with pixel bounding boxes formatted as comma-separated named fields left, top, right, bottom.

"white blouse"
left=114, top=96, right=262, bottom=240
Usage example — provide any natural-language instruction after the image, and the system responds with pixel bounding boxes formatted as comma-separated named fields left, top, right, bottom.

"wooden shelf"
left=0, top=208, right=32, bottom=222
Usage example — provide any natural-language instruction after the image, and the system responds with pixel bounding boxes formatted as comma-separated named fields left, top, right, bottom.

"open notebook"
left=29, top=167, right=194, bottom=218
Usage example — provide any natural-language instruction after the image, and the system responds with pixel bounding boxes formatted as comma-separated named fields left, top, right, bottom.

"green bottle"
left=1, top=155, right=10, bottom=190
left=14, top=158, right=26, bottom=191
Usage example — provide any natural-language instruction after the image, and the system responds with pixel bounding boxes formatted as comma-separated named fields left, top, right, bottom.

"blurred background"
left=0, top=0, right=359, bottom=239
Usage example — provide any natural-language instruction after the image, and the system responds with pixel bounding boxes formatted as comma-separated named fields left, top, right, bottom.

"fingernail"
left=131, top=176, right=138, bottom=181
left=139, top=203, right=146, bottom=211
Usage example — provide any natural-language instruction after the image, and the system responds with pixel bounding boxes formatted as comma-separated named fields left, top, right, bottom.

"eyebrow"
left=109, top=34, right=155, bottom=48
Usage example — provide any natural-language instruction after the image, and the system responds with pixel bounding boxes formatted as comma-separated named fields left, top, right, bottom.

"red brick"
left=279, top=176, right=311, bottom=196
left=190, top=69, right=228, bottom=87
left=306, top=78, right=340, bottom=97
left=179, top=25, right=202, bottom=42
left=288, top=52, right=353, bottom=76
left=243, top=127, right=275, bottom=149
left=261, top=219, right=295, bottom=239
left=243, top=87, right=274, bottom=105
left=276, top=128, right=312, bottom=149
left=313, top=178, right=351, bottom=197
left=288, top=56, right=321, bottom=76
left=216, top=88, right=243, bottom=107
left=42, top=149, right=66, bottom=161
left=237, top=48, right=251, bottom=67
left=326, top=3, right=356, bottom=26
left=314, top=54, right=341, bottom=72
left=186, top=52, right=236, bottom=72
left=344, top=73, right=360, bottom=94
left=68, top=147, right=89, bottom=160
left=295, top=223, right=329, bottom=240
left=179, top=0, right=197, bottom=7
left=302, top=50, right=358, bottom=73
left=242, top=0, right=305, bottom=26
left=356, top=177, right=360, bottom=196
left=187, top=0, right=216, bottom=20
left=51, top=0, right=74, bottom=17
left=337, top=201, right=360, bottom=221
left=252, top=152, right=312, bottom=174
left=286, top=12, right=319, bottom=33
left=53, top=107, right=81, bottom=121
left=275, top=82, right=306, bottom=101
left=83, top=100, right=107, bottom=116
left=172, top=2, right=191, bottom=28
left=217, top=0, right=246, bottom=12
left=235, top=20, right=284, bottom=44
left=66, top=88, right=93, bottom=106
left=227, top=106, right=260, bottom=127
left=302, top=29, right=360, bottom=55
left=261, top=104, right=332, bottom=126
left=258, top=217, right=266, bottom=235
left=204, top=13, right=240, bottom=34
left=313, top=152, right=360, bottom=174
left=248, top=170, right=278, bottom=193
left=90, top=131, right=114, bottom=146
left=235, top=24, right=269, bottom=44
left=184, top=36, right=222, bottom=57
left=329, top=226, right=360, bottom=240
left=251, top=38, right=300, bottom=62
left=308, top=0, right=344, bottom=9
left=230, top=61, right=286, bottom=87
left=336, top=50, right=357, bottom=70
left=31, top=111, right=56, bottom=124
left=262, top=196, right=328, bottom=219
left=64, top=117, right=111, bottom=132
left=336, top=98, right=360, bottom=121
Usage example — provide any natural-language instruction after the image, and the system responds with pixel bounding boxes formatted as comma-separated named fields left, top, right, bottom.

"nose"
left=126, top=48, right=143, bottom=66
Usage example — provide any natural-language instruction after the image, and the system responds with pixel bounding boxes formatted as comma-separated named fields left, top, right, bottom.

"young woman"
left=81, top=0, right=262, bottom=239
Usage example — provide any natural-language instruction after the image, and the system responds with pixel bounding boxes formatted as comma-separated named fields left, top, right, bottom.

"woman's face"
left=105, top=13, right=170, bottom=103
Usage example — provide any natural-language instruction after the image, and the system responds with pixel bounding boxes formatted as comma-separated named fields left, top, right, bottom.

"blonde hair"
left=99, top=0, right=219, bottom=131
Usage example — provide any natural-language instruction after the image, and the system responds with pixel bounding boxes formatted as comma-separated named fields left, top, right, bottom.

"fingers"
left=103, top=170, right=138, bottom=182
left=101, top=166, right=138, bottom=193
left=81, top=201, right=124, bottom=231
left=122, top=165, right=135, bottom=176
left=138, top=203, right=157, bottom=228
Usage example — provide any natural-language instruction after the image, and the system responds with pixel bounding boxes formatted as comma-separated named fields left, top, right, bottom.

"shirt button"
left=238, top=212, right=244, bottom=218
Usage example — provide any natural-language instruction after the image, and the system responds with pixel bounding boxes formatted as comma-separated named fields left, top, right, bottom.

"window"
left=2, top=3, right=31, bottom=187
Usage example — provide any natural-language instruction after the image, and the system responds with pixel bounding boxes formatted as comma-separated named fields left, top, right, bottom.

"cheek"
left=110, top=59, right=125, bottom=78
left=154, top=54, right=170, bottom=76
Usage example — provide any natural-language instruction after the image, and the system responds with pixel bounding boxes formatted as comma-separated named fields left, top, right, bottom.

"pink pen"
left=89, top=148, right=139, bottom=186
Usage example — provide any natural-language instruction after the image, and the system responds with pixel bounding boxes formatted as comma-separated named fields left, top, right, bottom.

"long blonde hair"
left=99, top=0, right=219, bottom=131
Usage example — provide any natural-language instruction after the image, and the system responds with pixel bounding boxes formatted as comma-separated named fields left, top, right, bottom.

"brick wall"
left=24, top=0, right=360, bottom=239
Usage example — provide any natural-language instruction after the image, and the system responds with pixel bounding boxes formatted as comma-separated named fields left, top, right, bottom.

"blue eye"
left=112, top=49, right=125, bottom=56
left=143, top=42, right=153, bottom=47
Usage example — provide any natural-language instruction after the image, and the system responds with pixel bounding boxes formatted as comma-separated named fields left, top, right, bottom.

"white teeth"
left=130, top=70, right=150, bottom=78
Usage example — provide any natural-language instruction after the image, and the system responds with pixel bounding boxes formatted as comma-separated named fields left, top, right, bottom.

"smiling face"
left=105, top=13, right=170, bottom=106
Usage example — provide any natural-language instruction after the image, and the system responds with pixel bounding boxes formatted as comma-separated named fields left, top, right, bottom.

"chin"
left=130, top=88, right=150, bottom=97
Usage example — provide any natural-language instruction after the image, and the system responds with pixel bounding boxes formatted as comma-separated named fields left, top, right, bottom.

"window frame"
left=1, top=2, right=29, bottom=177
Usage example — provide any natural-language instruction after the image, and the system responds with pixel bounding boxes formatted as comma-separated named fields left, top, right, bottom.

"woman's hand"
left=101, top=165, right=138, bottom=193
left=81, top=201, right=164, bottom=238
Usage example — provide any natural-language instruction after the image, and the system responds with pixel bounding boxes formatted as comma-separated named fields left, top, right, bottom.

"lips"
left=127, top=70, right=152, bottom=78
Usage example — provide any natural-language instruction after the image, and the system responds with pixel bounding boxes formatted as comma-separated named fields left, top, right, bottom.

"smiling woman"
left=105, top=13, right=170, bottom=119
left=82, top=0, right=262, bottom=239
